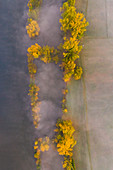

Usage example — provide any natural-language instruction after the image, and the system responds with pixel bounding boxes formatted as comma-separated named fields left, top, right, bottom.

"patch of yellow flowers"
left=34, top=137, right=50, bottom=167
left=27, top=43, right=59, bottom=64
left=74, top=66, right=83, bottom=80
left=27, top=0, right=42, bottom=12
left=59, top=0, right=88, bottom=82
left=62, top=88, right=69, bottom=113
left=26, top=19, right=40, bottom=38
left=54, top=119, right=76, bottom=169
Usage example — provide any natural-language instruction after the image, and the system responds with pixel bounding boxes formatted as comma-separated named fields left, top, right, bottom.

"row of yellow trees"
left=59, top=0, right=88, bottom=82
left=26, top=0, right=42, bottom=38
left=27, top=44, right=59, bottom=64
left=26, top=1, right=50, bottom=169
left=54, top=119, right=76, bottom=170
left=26, top=0, right=88, bottom=169
left=53, top=0, right=88, bottom=169
left=34, top=137, right=50, bottom=169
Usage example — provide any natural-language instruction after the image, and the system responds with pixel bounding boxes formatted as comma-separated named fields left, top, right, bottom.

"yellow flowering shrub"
left=63, top=60, right=76, bottom=74
left=54, top=119, right=76, bottom=156
left=52, top=55, right=59, bottom=64
left=63, top=157, right=76, bottom=170
left=63, top=72, right=73, bottom=82
left=26, top=20, right=40, bottom=38
left=59, top=0, right=88, bottom=82
left=54, top=119, right=76, bottom=169
left=32, top=102, right=41, bottom=113
left=63, top=37, right=82, bottom=55
left=34, top=137, right=50, bottom=169
left=34, top=140, right=41, bottom=169
left=40, top=46, right=53, bottom=63
left=27, top=43, right=42, bottom=58
left=40, top=137, right=50, bottom=152
left=27, top=44, right=59, bottom=64
left=28, top=83, right=40, bottom=107
left=32, top=112, right=40, bottom=128
left=60, top=37, right=81, bottom=82
left=60, top=1, right=88, bottom=39
left=28, top=62, right=37, bottom=75
left=32, top=102, right=41, bottom=128
left=63, top=108, right=68, bottom=113
left=62, top=98, right=66, bottom=103
left=27, top=0, right=42, bottom=11
left=62, top=89, right=68, bottom=95
left=62, top=89, right=68, bottom=115
left=67, top=0, right=76, bottom=6
left=73, top=66, right=83, bottom=80
left=27, top=53, right=34, bottom=63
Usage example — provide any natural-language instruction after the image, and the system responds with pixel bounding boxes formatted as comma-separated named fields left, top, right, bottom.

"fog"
left=17, top=0, right=65, bottom=169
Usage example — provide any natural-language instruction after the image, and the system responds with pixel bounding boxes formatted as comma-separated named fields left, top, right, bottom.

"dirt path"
left=67, top=0, right=113, bottom=170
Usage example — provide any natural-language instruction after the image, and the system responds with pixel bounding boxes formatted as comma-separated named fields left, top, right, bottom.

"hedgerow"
left=54, top=119, right=76, bottom=170
left=59, top=0, right=88, bottom=82
left=26, top=0, right=88, bottom=169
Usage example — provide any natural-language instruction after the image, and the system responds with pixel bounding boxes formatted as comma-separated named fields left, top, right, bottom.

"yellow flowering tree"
left=32, top=102, right=41, bottom=128
left=27, top=43, right=59, bottom=64
left=59, top=0, right=88, bottom=82
left=34, top=137, right=50, bottom=169
left=34, top=140, right=41, bottom=170
left=27, top=43, right=42, bottom=58
left=26, top=20, right=40, bottom=38
left=63, top=156, right=76, bottom=170
left=40, top=137, right=50, bottom=152
left=67, top=0, right=76, bottom=6
left=28, top=61, right=37, bottom=75
left=54, top=119, right=76, bottom=169
left=73, top=66, right=83, bottom=80
left=28, top=83, right=40, bottom=107
left=60, top=1, right=88, bottom=39
left=27, top=0, right=42, bottom=11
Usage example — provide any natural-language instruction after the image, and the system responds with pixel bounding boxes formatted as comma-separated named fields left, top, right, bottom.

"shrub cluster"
left=27, top=43, right=59, bottom=64
left=54, top=0, right=88, bottom=169
left=59, top=0, right=88, bottom=82
left=54, top=119, right=76, bottom=170
left=26, top=2, right=52, bottom=168
left=26, top=19, right=40, bottom=38
left=26, top=0, right=42, bottom=38
left=34, top=137, right=49, bottom=169
left=27, top=0, right=42, bottom=11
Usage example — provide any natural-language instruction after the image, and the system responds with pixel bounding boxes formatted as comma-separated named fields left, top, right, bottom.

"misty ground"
left=1, top=0, right=113, bottom=170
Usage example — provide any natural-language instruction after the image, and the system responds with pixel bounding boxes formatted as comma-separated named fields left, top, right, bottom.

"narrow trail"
left=67, top=0, right=113, bottom=170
